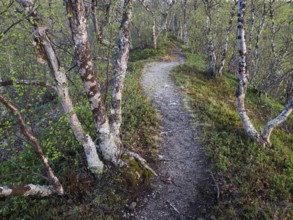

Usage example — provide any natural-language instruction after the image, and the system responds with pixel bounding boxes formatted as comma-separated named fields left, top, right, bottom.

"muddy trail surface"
left=129, top=52, right=216, bottom=220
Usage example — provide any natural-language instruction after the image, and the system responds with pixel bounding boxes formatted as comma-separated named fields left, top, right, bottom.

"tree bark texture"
left=66, top=0, right=128, bottom=166
left=0, top=184, right=57, bottom=197
left=236, top=0, right=293, bottom=147
left=18, top=0, right=104, bottom=173
left=236, top=0, right=260, bottom=140
left=110, top=0, right=132, bottom=142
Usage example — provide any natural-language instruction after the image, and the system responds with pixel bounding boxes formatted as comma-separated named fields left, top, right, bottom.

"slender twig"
left=209, top=170, right=220, bottom=200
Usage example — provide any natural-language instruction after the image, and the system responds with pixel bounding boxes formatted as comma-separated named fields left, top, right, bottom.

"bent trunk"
left=236, top=0, right=293, bottom=147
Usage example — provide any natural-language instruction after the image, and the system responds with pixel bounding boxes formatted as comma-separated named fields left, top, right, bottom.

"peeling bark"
left=110, top=0, right=132, bottom=142
left=0, top=184, right=57, bottom=197
left=0, top=94, right=63, bottom=196
left=66, top=0, right=120, bottom=166
left=18, top=0, right=104, bottom=173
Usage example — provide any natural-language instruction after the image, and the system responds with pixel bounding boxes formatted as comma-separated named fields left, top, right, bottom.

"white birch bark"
left=66, top=0, right=120, bottom=166
left=236, top=0, right=293, bottom=147
left=0, top=185, right=57, bottom=197
left=262, top=98, right=293, bottom=145
left=18, top=0, right=104, bottom=173
left=206, top=14, right=216, bottom=76
left=236, top=0, right=260, bottom=140
left=110, top=0, right=132, bottom=142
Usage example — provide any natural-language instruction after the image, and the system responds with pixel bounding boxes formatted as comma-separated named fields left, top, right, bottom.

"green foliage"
left=0, top=38, right=166, bottom=218
left=173, top=53, right=293, bottom=219
left=129, top=48, right=163, bottom=62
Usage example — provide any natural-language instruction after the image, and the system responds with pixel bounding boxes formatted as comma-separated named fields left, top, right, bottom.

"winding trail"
left=135, top=52, right=215, bottom=220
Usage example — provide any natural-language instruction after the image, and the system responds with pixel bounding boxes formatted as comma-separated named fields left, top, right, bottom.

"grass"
left=0, top=38, right=179, bottom=219
left=172, top=52, right=293, bottom=219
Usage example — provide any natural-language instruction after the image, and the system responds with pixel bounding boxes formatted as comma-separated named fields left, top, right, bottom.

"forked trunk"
left=18, top=0, right=104, bottom=173
left=66, top=0, right=120, bottom=166
left=236, top=0, right=293, bottom=147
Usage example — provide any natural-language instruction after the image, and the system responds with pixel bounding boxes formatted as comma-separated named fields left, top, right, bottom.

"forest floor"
left=131, top=49, right=216, bottom=220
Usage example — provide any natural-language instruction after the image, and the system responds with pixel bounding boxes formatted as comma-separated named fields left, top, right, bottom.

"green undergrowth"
left=0, top=39, right=178, bottom=219
left=129, top=36, right=180, bottom=62
left=172, top=52, right=293, bottom=219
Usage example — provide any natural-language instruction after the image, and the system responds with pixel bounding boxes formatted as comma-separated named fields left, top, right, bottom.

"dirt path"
left=134, top=53, right=215, bottom=220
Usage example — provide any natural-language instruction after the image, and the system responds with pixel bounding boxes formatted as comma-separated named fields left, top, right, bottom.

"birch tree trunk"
left=252, top=1, right=267, bottom=80
left=91, top=0, right=102, bottom=44
left=138, top=0, right=157, bottom=49
left=203, top=0, right=217, bottom=77
left=0, top=94, right=63, bottom=197
left=18, top=0, right=104, bottom=173
left=182, top=0, right=188, bottom=45
left=0, top=185, right=57, bottom=197
left=216, top=0, right=236, bottom=77
left=152, top=20, right=158, bottom=49
left=110, top=0, right=132, bottom=142
left=66, top=0, right=121, bottom=166
left=236, top=0, right=293, bottom=147
left=236, top=0, right=259, bottom=141
left=206, top=15, right=216, bottom=77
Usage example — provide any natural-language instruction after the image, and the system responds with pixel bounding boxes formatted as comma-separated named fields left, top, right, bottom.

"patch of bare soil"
left=124, top=51, right=216, bottom=220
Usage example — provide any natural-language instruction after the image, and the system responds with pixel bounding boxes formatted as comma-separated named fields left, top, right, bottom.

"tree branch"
left=0, top=184, right=57, bottom=197
left=261, top=97, right=293, bottom=145
left=0, top=79, right=56, bottom=91
left=0, top=93, right=64, bottom=195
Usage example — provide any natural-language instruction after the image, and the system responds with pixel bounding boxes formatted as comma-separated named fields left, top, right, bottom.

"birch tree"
left=16, top=0, right=104, bottom=174
left=182, top=0, right=188, bottom=45
left=236, top=0, right=293, bottom=147
left=216, top=0, right=236, bottom=77
left=203, top=0, right=217, bottom=77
